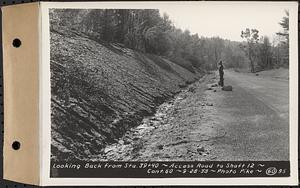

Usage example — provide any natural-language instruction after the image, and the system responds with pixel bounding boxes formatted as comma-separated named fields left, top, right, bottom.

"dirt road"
left=97, top=70, right=289, bottom=161
left=207, top=70, right=289, bottom=161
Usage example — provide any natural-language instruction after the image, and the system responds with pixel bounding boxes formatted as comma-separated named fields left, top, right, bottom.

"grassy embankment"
left=50, top=29, right=202, bottom=161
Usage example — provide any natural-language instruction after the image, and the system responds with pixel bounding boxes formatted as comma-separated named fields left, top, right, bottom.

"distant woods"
left=50, top=9, right=289, bottom=73
left=240, top=11, right=289, bottom=72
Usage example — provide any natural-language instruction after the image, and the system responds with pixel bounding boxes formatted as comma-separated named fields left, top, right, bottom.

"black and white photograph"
left=46, top=2, right=297, bottom=181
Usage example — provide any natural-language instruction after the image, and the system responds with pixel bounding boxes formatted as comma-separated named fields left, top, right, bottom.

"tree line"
left=240, top=11, right=289, bottom=72
left=50, top=9, right=289, bottom=73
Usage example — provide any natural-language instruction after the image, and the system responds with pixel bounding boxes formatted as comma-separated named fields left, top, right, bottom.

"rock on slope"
left=50, top=30, right=199, bottom=161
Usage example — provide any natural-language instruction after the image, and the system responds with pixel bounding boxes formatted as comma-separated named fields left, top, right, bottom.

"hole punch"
left=12, top=38, right=22, bottom=48
left=12, top=141, right=21, bottom=150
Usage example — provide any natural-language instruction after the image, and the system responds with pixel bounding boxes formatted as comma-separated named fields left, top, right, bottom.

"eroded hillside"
left=50, top=30, right=201, bottom=161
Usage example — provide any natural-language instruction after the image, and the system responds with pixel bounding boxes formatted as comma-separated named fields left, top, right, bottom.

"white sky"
left=159, top=2, right=289, bottom=42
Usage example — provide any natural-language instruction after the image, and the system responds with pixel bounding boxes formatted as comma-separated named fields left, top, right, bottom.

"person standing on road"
left=218, top=61, right=224, bottom=87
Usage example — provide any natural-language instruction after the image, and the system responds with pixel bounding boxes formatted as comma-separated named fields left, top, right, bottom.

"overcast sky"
left=159, top=2, right=289, bottom=42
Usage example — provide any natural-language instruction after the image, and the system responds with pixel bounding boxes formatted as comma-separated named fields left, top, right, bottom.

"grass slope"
left=50, top=30, right=199, bottom=161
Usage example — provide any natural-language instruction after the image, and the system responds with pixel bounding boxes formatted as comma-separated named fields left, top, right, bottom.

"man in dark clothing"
left=218, top=61, right=224, bottom=87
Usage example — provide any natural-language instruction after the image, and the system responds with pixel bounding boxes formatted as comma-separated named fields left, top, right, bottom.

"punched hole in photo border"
left=12, top=38, right=22, bottom=48
left=12, top=141, right=21, bottom=150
